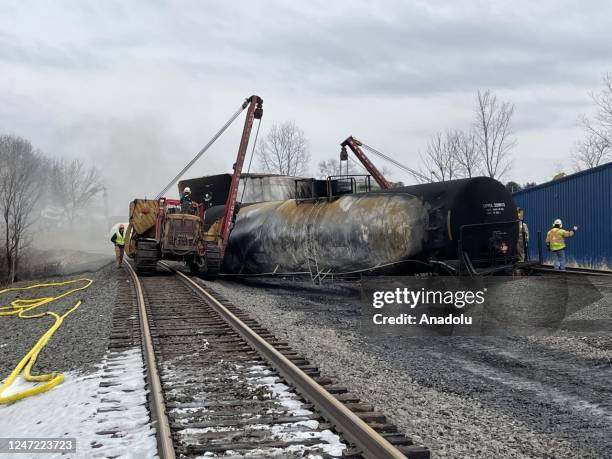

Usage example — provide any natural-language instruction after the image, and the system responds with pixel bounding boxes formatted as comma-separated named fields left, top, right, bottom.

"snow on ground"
left=245, top=364, right=346, bottom=458
left=0, top=348, right=157, bottom=459
left=173, top=362, right=346, bottom=458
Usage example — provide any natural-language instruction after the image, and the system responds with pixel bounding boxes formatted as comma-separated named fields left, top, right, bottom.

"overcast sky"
left=1, top=1, right=611, bottom=215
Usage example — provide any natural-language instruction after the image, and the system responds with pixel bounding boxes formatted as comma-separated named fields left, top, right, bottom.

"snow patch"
left=0, top=348, right=157, bottom=459
left=246, top=365, right=346, bottom=457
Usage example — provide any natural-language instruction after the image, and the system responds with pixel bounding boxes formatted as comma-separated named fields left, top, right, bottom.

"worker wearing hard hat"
left=545, top=219, right=578, bottom=271
left=516, top=207, right=529, bottom=262
left=180, top=187, right=193, bottom=213
left=111, top=224, right=126, bottom=268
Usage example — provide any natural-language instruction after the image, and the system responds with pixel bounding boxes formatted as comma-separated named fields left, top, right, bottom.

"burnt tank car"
left=194, top=176, right=518, bottom=276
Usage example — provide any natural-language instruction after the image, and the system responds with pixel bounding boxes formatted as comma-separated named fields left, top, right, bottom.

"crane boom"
left=219, top=95, right=263, bottom=256
left=340, top=136, right=391, bottom=189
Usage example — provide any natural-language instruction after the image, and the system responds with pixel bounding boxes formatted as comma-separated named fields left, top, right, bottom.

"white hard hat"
left=184, top=187, right=191, bottom=194
left=554, top=218, right=562, bottom=226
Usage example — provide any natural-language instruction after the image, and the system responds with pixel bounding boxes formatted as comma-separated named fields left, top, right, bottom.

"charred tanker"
left=193, top=176, right=519, bottom=276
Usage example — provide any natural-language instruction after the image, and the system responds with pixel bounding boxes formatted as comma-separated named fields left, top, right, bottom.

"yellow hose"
left=0, top=278, right=93, bottom=404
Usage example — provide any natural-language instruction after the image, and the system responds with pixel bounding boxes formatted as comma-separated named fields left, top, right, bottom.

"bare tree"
left=50, top=158, right=104, bottom=223
left=258, top=121, right=310, bottom=176
left=417, top=131, right=460, bottom=182
left=0, top=135, right=43, bottom=283
left=318, top=158, right=387, bottom=178
left=318, top=159, right=343, bottom=178
left=258, top=122, right=309, bottom=175
left=590, top=73, right=612, bottom=137
left=574, top=130, right=610, bottom=171
left=575, top=73, right=612, bottom=170
left=474, top=89, right=516, bottom=179
left=454, top=130, right=481, bottom=178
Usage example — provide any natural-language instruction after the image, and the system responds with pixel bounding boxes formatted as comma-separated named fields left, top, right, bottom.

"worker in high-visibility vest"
left=517, top=207, right=529, bottom=262
left=111, top=223, right=126, bottom=268
left=545, top=219, right=578, bottom=271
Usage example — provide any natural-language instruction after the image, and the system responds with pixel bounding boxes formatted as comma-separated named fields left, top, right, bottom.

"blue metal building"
left=513, top=162, right=612, bottom=268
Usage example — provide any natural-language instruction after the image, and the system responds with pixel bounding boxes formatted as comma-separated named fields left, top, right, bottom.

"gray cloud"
left=0, top=31, right=101, bottom=69
left=3, top=1, right=609, bottom=95
left=0, top=0, right=609, bottom=197
left=222, top=1, right=612, bottom=95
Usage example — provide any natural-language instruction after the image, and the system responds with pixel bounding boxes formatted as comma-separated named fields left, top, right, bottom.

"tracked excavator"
left=124, top=95, right=263, bottom=275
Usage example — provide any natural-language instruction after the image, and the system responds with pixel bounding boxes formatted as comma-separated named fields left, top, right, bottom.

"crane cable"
left=359, top=142, right=431, bottom=183
left=0, top=278, right=93, bottom=404
left=155, top=101, right=249, bottom=199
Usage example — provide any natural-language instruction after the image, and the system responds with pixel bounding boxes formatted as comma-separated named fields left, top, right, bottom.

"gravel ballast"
left=1, top=261, right=123, bottom=378
left=202, top=276, right=612, bottom=458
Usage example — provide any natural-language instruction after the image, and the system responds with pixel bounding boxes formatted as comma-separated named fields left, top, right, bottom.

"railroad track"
left=122, top=262, right=429, bottom=459
left=531, top=265, right=612, bottom=277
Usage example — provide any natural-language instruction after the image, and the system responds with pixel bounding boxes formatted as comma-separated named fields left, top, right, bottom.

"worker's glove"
left=572, top=226, right=578, bottom=231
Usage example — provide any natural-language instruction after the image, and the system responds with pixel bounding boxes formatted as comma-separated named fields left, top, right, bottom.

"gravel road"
left=1, top=262, right=123, bottom=378
left=203, top=275, right=612, bottom=458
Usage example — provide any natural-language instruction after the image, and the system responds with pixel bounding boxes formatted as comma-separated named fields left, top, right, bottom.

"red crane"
left=340, top=136, right=391, bottom=189
left=135, top=94, right=263, bottom=276
left=218, top=95, right=263, bottom=257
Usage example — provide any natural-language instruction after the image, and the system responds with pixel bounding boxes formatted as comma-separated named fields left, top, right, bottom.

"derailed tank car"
left=187, top=175, right=518, bottom=276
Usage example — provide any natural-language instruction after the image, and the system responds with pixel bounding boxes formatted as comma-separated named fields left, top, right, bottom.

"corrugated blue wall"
left=513, top=162, right=612, bottom=268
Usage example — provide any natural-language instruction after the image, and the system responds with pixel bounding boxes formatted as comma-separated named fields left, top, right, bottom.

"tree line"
left=0, top=134, right=103, bottom=284
left=256, top=73, right=612, bottom=189
left=575, top=73, right=612, bottom=170
left=253, top=90, right=521, bottom=184
left=416, top=89, right=516, bottom=182
left=255, top=90, right=518, bottom=184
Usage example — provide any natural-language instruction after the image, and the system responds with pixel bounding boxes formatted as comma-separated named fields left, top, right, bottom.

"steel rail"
left=533, top=265, right=612, bottom=277
left=165, top=264, right=408, bottom=459
left=124, top=262, right=176, bottom=459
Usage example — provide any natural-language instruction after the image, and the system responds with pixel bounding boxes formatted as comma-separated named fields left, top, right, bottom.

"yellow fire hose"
left=0, top=278, right=93, bottom=404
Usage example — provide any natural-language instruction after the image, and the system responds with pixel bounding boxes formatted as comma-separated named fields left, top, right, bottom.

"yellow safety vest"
left=115, top=230, right=126, bottom=246
left=546, top=227, right=572, bottom=251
